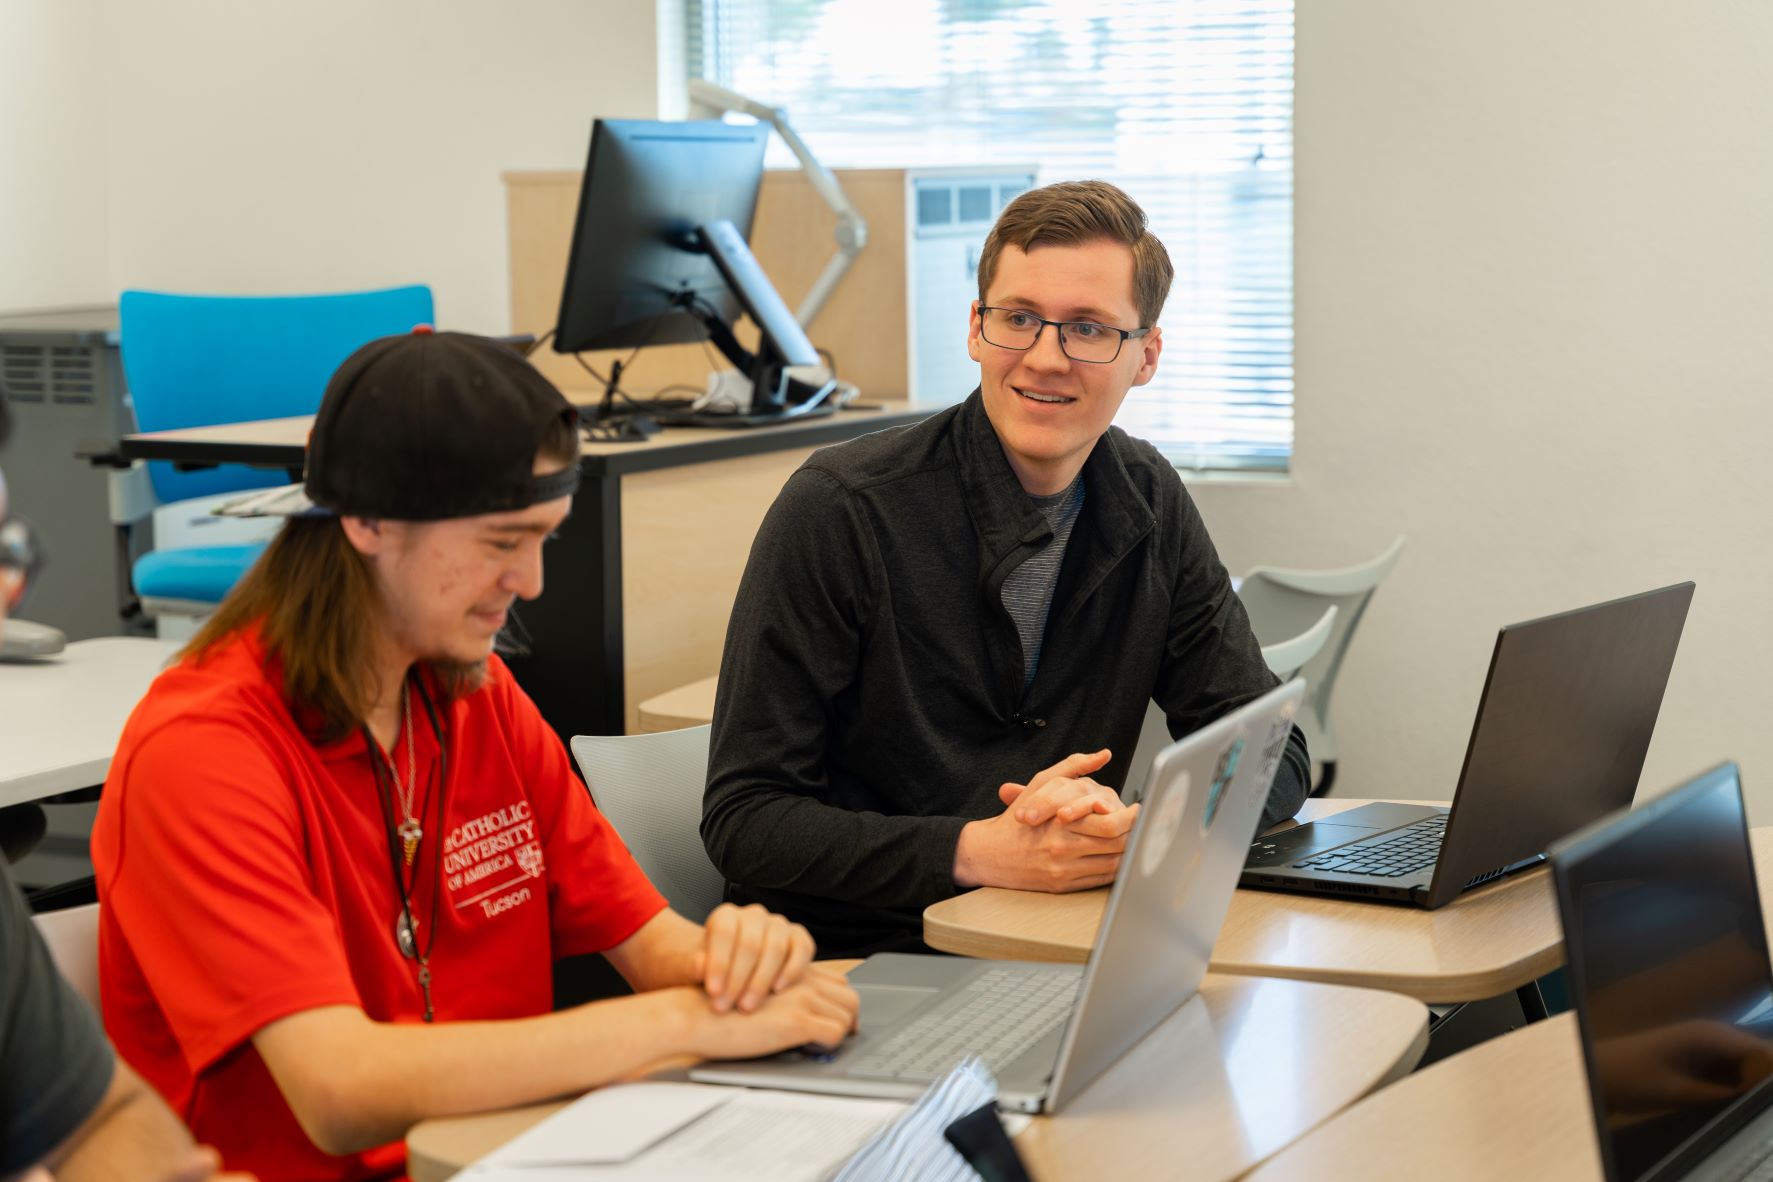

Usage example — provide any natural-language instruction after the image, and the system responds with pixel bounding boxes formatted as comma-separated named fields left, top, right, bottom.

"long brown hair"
left=184, top=418, right=579, bottom=743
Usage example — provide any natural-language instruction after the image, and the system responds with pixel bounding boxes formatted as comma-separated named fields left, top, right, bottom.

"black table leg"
left=1516, top=979, right=1549, bottom=1024
left=503, top=466, right=626, bottom=740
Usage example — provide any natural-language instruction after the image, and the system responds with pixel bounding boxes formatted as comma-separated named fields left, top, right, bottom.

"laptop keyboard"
left=1291, top=814, right=1448, bottom=878
left=845, top=966, right=1080, bottom=1082
left=1721, top=1138, right=1773, bottom=1182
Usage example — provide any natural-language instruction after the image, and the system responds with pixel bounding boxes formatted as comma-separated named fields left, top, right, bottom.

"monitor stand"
left=663, top=295, right=840, bottom=429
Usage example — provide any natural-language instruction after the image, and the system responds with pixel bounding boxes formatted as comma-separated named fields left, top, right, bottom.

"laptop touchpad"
left=857, top=984, right=943, bottom=1032
left=1247, top=822, right=1385, bottom=866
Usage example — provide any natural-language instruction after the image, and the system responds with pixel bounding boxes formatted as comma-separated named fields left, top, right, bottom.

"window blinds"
left=688, top=0, right=1294, bottom=472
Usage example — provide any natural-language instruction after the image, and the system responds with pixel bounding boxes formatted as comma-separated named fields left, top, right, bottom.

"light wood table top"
left=1244, top=1010, right=1600, bottom=1181
left=635, top=674, right=718, bottom=733
left=0, top=637, right=180, bottom=806
left=926, top=798, right=1563, bottom=1003
left=1246, top=826, right=1773, bottom=1182
left=407, top=973, right=1428, bottom=1182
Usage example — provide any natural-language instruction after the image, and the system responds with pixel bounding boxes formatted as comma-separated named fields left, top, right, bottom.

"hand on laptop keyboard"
left=687, top=965, right=859, bottom=1061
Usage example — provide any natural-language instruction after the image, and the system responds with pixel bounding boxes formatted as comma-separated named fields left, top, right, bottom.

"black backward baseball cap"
left=304, top=329, right=580, bottom=520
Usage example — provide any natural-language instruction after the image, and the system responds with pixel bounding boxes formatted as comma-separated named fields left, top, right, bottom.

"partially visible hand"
left=151, top=1145, right=258, bottom=1182
left=952, top=801, right=1138, bottom=892
left=997, top=749, right=1121, bottom=826
left=687, top=966, right=860, bottom=1060
left=697, top=903, right=816, bottom=1015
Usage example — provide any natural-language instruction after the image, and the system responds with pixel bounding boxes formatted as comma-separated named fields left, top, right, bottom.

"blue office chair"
left=117, top=286, right=434, bottom=627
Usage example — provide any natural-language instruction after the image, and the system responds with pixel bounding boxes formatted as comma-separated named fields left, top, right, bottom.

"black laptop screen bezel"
left=1553, top=762, right=1773, bottom=1182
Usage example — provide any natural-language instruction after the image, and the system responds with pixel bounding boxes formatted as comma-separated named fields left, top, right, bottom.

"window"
left=688, top=0, right=1294, bottom=473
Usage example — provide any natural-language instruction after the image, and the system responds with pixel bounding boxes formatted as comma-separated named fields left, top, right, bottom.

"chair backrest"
left=119, top=285, right=435, bottom=504
left=569, top=725, right=726, bottom=923
left=1259, top=604, right=1337, bottom=682
left=33, top=901, right=101, bottom=1015
left=1236, top=536, right=1406, bottom=748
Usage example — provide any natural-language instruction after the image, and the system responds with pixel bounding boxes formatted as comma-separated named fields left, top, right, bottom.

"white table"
left=0, top=637, right=180, bottom=807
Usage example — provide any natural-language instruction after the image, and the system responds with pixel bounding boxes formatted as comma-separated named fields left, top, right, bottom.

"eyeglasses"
left=0, top=516, right=44, bottom=612
left=977, top=306, right=1152, bottom=365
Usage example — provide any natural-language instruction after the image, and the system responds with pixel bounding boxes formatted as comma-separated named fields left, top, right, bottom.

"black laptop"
left=1240, top=581, right=1693, bottom=909
left=1553, top=762, right=1773, bottom=1182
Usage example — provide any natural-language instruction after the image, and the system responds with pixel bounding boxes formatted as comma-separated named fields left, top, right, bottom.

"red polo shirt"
left=90, top=630, right=667, bottom=1181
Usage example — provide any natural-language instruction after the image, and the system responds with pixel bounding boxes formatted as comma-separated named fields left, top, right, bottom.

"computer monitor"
left=553, top=119, right=832, bottom=427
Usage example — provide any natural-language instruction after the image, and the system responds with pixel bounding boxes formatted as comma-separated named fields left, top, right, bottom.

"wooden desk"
left=1245, top=826, right=1773, bottom=1182
left=925, top=798, right=1562, bottom=1003
left=1244, top=1011, right=1599, bottom=1181
left=0, top=637, right=179, bottom=807
left=635, top=673, right=718, bottom=733
left=118, top=406, right=925, bottom=739
left=407, top=973, right=1428, bottom=1182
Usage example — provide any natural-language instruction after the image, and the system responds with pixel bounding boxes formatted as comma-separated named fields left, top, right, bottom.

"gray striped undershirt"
left=1001, top=475, right=1086, bottom=690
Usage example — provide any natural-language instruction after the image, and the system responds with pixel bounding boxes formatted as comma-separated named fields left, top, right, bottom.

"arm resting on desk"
left=39, top=1060, right=224, bottom=1182
left=252, top=918, right=857, bottom=1158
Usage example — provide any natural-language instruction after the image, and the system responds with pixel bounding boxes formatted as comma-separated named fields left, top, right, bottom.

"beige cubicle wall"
left=618, top=446, right=815, bottom=733
left=504, top=167, right=914, bottom=732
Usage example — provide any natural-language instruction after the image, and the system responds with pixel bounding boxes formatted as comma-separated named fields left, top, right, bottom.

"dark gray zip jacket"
left=702, top=392, right=1309, bottom=956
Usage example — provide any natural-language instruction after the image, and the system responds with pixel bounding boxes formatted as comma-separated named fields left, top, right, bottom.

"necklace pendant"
left=395, top=910, right=418, bottom=960
left=399, top=818, right=423, bottom=869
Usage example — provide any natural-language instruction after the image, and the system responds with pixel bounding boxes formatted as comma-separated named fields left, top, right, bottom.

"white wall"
left=1, top=0, right=667, bottom=329
left=0, top=0, right=112, bottom=310
left=11, top=0, right=1770, bottom=817
left=1189, top=0, right=1773, bottom=814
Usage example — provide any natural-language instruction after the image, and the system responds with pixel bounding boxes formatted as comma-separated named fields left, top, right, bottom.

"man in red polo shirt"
left=90, top=332, right=858, bottom=1182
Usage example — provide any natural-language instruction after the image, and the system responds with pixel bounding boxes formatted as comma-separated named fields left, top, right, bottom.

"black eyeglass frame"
left=976, top=306, right=1153, bottom=365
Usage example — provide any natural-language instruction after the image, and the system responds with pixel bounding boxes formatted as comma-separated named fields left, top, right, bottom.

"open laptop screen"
left=1556, top=764, right=1773, bottom=1182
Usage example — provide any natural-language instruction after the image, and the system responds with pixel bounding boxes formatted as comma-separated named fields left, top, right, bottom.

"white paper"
left=627, top=1091, right=904, bottom=1180
left=461, top=1084, right=904, bottom=1181
left=474, top=1082, right=731, bottom=1167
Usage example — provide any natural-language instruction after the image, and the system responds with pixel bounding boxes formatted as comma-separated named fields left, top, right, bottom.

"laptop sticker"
left=1203, top=738, right=1245, bottom=830
left=1255, top=704, right=1297, bottom=787
left=1138, top=769, right=1191, bottom=878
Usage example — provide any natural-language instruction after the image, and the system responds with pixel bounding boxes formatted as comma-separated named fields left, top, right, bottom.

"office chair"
left=569, top=724, right=726, bottom=923
left=117, top=286, right=434, bottom=633
left=1260, top=605, right=1337, bottom=682
left=1120, top=603, right=1340, bottom=805
left=33, top=900, right=101, bottom=1015
left=1236, top=536, right=1406, bottom=796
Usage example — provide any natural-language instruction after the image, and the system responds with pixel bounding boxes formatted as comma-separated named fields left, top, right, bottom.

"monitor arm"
left=672, top=288, right=833, bottom=417
left=687, top=79, right=868, bottom=329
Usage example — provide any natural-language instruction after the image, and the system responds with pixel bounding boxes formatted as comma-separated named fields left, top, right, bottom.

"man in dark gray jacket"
left=703, top=180, right=1309, bottom=957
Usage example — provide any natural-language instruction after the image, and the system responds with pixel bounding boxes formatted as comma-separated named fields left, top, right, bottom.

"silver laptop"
left=691, top=680, right=1304, bottom=1113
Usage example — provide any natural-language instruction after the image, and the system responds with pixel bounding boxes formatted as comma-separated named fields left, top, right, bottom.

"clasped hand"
left=689, top=904, right=858, bottom=1059
left=953, top=749, right=1141, bottom=892
left=695, top=902, right=817, bottom=1013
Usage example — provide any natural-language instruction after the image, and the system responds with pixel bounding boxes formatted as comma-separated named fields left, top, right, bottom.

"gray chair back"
left=569, top=725, right=726, bottom=923
left=1236, top=536, right=1406, bottom=768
